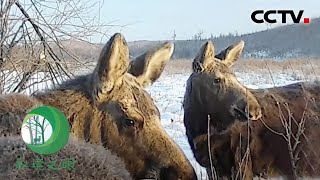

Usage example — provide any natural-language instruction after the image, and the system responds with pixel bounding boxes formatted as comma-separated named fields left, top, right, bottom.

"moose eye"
left=125, top=118, right=135, bottom=127
left=214, top=78, right=221, bottom=84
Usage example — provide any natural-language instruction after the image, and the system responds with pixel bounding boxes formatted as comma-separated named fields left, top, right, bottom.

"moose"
left=183, top=40, right=320, bottom=179
left=0, top=33, right=198, bottom=180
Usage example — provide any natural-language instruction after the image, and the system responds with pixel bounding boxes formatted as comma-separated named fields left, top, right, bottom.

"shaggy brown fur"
left=0, top=136, right=132, bottom=180
left=183, top=40, right=320, bottom=180
left=0, top=33, right=197, bottom=180
left=0, top=94, right=131, bottom=179
left=0, top=94, right=42, bottom=137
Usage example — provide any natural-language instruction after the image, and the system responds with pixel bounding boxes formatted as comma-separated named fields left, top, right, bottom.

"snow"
left=2, top=69, right=302, bottom=178
left=0, top=70, right=60, bottom=95
left=245, top=50, right=270, bottom=58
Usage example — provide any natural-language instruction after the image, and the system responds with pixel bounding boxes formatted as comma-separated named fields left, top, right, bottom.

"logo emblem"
left=21, top=106, right=70, bottom=155
left=251, top=10, right=310, bottom=24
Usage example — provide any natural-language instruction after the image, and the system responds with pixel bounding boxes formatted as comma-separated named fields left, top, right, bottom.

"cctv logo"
left=251, top=10, right=310, bottom=24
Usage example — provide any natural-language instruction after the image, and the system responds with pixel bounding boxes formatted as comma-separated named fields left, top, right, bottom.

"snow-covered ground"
left=1, top=69, right=304, bottom=179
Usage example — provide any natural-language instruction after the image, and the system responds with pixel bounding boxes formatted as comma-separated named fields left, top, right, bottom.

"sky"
left=92, top=0, right=320, bottom=42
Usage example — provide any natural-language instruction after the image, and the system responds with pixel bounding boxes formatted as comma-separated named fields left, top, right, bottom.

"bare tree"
left=0, top=0, right=120, bottom=94
left=172, top=30, right=176, bottom=41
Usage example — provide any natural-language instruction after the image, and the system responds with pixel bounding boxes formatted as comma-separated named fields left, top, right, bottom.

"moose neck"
left=33, top=86, right=95, bottom=139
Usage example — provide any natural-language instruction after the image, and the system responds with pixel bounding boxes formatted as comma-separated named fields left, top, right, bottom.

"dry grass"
left=163, top=58, right=320, bottom=81
left=3, top=57, right=319, bottom=79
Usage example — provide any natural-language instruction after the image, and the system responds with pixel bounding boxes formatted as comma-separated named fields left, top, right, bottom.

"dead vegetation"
left=164, top=58, right=320, bottom=79
left=0, top=0, right=120, bottom=94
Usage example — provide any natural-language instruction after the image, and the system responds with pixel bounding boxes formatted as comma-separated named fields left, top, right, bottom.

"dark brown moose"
left=183, top=40, right=320, bottom=180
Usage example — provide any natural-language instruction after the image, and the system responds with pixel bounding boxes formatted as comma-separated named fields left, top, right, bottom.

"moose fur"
left=0, top=94, right=132, bottom=179
left=183, top=40, right=320, bottom=180
left=0, top=33, right=197, bottom=180
left=0, top=136, right=133, bottom=180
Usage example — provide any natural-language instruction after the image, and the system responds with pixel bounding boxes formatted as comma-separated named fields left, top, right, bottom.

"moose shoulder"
left=183, top=40, right=320, bottom=179
left=0, top=33, right=197, bottom=180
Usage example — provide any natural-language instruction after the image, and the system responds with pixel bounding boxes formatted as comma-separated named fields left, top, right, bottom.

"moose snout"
left=245, top=104, right=262, bottom=120
left=232, top=97, right=262, bottom=121
left=147, top=125, right=198, bottom=180
left=157, top=159, right=198, bottom=180
left=159, top=165, right=198, bottom=180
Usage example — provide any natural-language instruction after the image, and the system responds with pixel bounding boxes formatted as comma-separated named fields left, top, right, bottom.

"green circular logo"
left=21, top=106, right=70, bottom=155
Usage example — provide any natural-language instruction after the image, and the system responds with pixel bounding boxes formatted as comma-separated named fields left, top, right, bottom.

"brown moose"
left=0, top=33, right=198, bottom=180
left=183, top=40, right=320, bottom=180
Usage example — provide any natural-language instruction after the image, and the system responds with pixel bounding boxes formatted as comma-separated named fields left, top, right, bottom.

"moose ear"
left=128, top=42, right=174, bottom=87
left=215, top=40, right=245, bottom=67
left=192, top=41, right=215, bottom=72
left=91, top=33, right=129, bottom=102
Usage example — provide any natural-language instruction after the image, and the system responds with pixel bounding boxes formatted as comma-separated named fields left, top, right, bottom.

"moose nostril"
left=256, top=109, right=262, bottom=119
left=245, top=106, right=259, bottom=119
left=160, top=166, right=179, bottom=180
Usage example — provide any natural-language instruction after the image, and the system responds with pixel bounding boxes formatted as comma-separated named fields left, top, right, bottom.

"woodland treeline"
left=129, top=17, right=320, bottom=59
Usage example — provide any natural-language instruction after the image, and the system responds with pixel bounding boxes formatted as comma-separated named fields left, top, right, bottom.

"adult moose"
left=0, top=33, right=198, bottom=180
left=183, top=40, right=320, bottom=180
